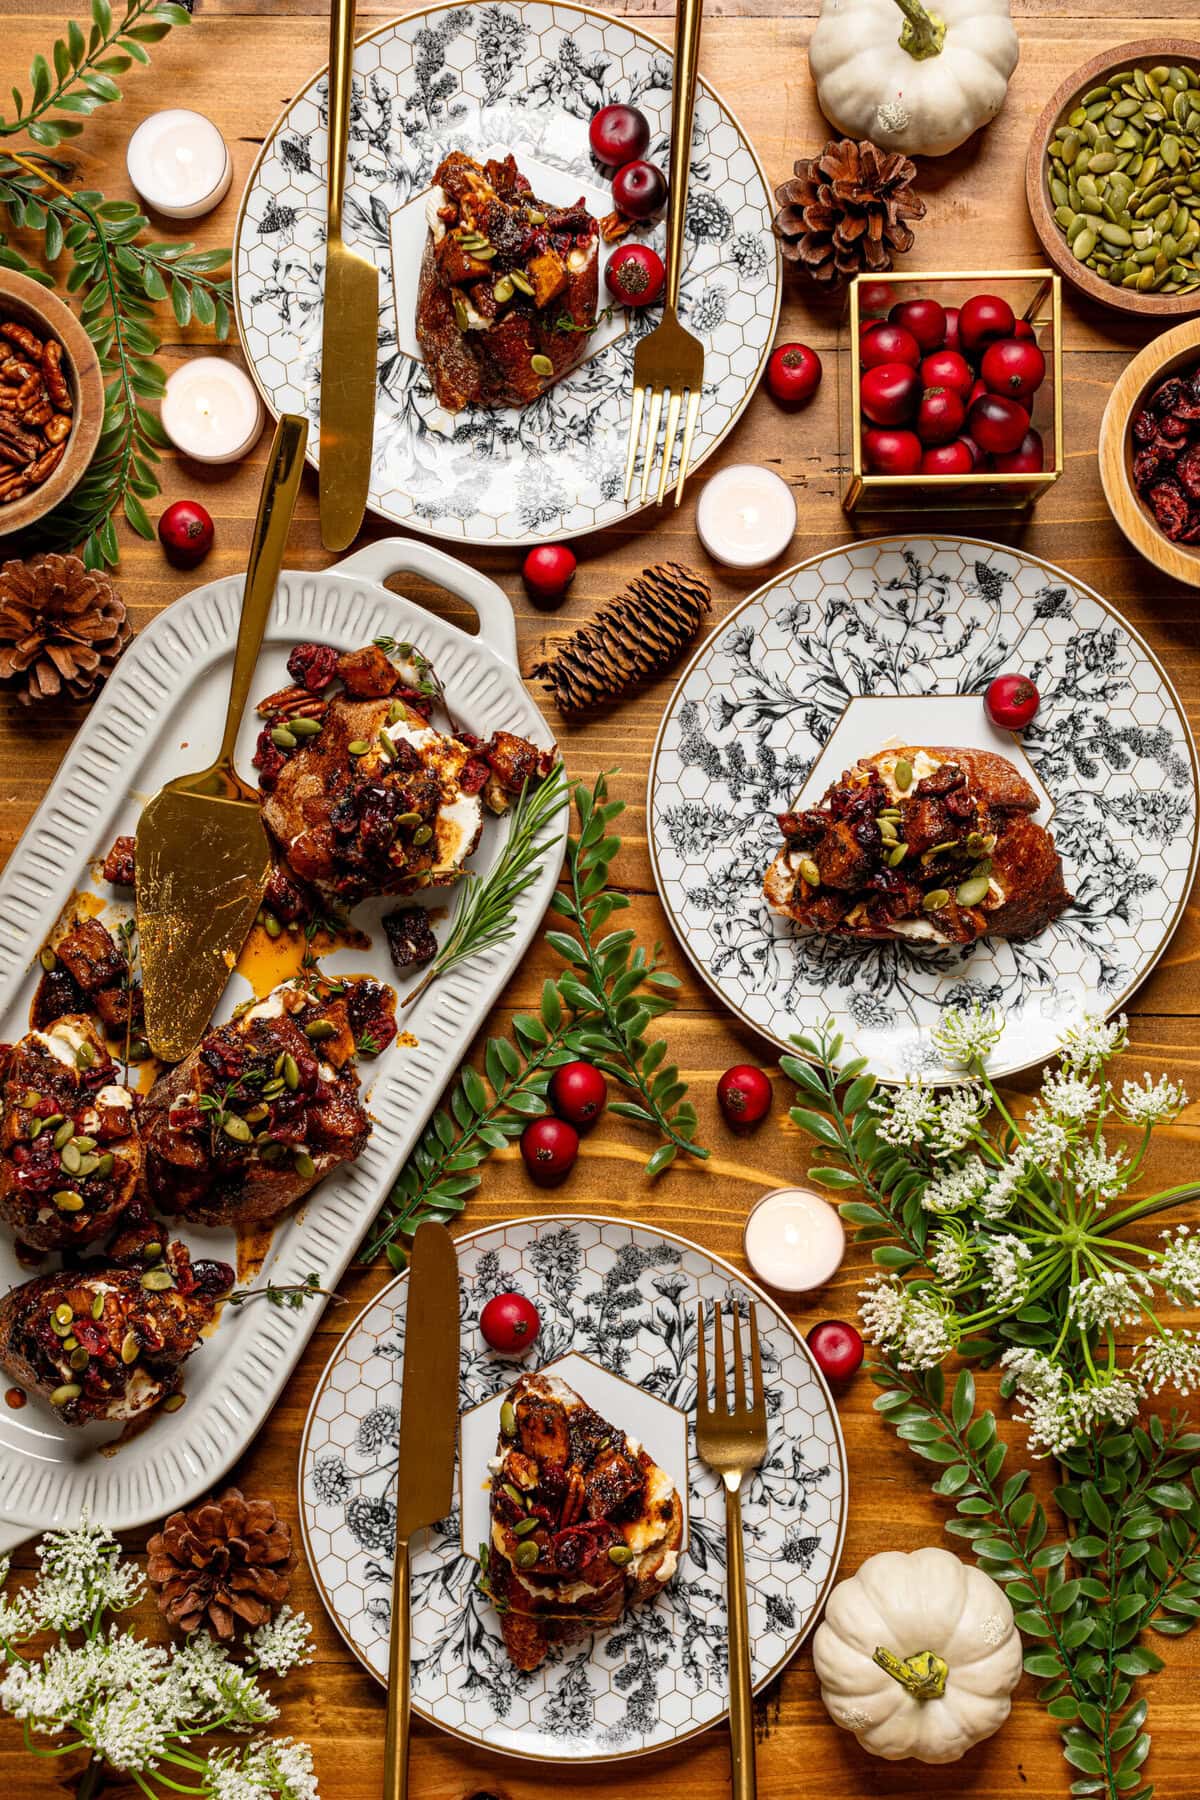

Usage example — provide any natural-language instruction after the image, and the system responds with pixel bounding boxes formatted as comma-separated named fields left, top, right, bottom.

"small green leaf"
left=952, top=1368, right=975, bottom=1433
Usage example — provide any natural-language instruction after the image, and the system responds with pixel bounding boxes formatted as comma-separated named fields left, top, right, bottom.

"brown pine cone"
left=773, top=138, right=925, bottom=285
left=530, top=561, right=711, bottom=714
left=0, top=552, right=131, bottom=707
left=146, top=1487, right=295, bottom=1640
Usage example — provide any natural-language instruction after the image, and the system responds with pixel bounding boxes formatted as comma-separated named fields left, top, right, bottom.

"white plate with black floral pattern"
left=233, top=1, right=780, bottom=546
left=648, top=535, right=1199, bottom=1085
left=298, top=1215, right=846, bottom=1762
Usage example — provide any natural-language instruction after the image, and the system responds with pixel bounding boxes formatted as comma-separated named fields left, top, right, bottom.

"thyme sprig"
left=402, top=762, right=569, bottom=1008
left=360, top=772, right=705, bottom=1268
left=225, top=1272, right=346, bottom=1312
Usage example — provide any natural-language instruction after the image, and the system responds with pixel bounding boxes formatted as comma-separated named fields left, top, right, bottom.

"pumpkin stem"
left=872, top=1646, right=949, bottom=1700
left=889, top=0, right=946, bottom=60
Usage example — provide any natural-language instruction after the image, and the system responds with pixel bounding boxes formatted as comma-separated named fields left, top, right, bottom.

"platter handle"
left=329, top=538, right=520, bottom=668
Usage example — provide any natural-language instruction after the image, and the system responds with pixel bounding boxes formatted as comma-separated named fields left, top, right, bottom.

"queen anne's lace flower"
left=1072, top=1139, right=1128, bottom=1204
left=1157, top=1226, right=1200, bottom=1302
left=1120, top=1072, right=1189, bottom=1125
left=1002, top=1351, right=1140, bottom=1457
left=33, top=1518, right=143, bottom=1633
left=1021, top=1110, right=1071, bottom=1166
left=0, top=1561, right=36, bottom=1645
left=932, top=1004, right=1003, bottom=1067
left=247, top=1608, right=314, bottom=1680
left=872, top=1079, right=941, bottom=1147
left=976, top=1155, right=1029, bottom=1220
left=1057, top=1012, right=1128, bottom=1073
left=1138, top=1329, right=1200, bottom=1395
left=920, top=1156, right=992, bottom=1217
left=930, top=1085, right=989, bottom=1153
left=979, top=1234, right=1033, bottom=1308
left=858, top=1277, right=957, bottom=1369
left=1040, top=1068, right=1102, bottom=1124
left=1069, top=1269, right=1149, bottom=1330
left=929, top=1229, right=974, bottom=1288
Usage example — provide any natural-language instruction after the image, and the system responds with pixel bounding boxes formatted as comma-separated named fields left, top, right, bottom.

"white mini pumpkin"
left=808, top=0, right=1020, bottom=159
left=811, top=1545, right=1022, bottom=1762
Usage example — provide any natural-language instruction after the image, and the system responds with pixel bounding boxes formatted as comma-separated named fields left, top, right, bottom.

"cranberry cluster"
left=1130, top=363, right=1200, bottom=543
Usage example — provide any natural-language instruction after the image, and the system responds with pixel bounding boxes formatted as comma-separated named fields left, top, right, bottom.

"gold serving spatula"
left=383, top=1220, right=460, bottom=1800
left=136, top=413, right=307, bottom=1063
left=318, top=0, right=378, bottom=551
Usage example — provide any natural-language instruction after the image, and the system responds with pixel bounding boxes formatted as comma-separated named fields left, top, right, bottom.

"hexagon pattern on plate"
left=233, top=1, right=780, bottom=546
left=648, top=536, right=1198, bottom=1083
left=299, top=1216, right=845, bottom=1762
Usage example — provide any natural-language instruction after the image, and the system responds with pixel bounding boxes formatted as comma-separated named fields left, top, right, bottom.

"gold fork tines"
left=694, top=1298, right=767, bottom=1800
left=621, top=0, right=705, bottom=509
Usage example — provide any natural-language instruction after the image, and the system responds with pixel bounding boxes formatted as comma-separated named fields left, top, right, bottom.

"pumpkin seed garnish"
left=39, top=947, right=57, bottom=971
left=222, top=1114, right=253, bottom=1143
left=887, top=843, right=910, bottom=867
left=49, top=1384, right=81, bottom=1407
left=163, top=1393, right=186, bottom=1412
left=514, top=1541, right=540, bottom=1568
left=54, top=1303, right=74, bottom=1327
left=503, top=1482, right=526, bottom=1508
left=293, top=1151, right=316, bottom=1180
left=923, top=889, right=951, bottom=912
left=53, top=1120, right=75, bottom=1150
left=141, top=1267, right=175, bottom=1291
left=500, top=1400, right=517, bottom=1438
left=798, top=855, right=821, bottom=887
left=608, top=1544, right=634, bottom=1566
left=270, top=725, right=297, bottom=750
left=53, top=1189, right=84, bottom=1211
left=69, top=1345, right=90, bottom=1372
left=513, top=1515, right=540, bottom=1537
left=956, top=875, right=992, bottom=907
left=305, top=1019, right=337, bottom=1041
left=510, top=269, right=535, bottom=297
left=290, top=716, right=322, bottom=737
left=893, top=758, right=913, bottom=791
left=530, top=353, right=554, bottom=376
left=91, top=1293, right=105, bottom=1320
left=121, top=1331, right=140, bottom=1365
left=347, top=739, right=371, bottom=757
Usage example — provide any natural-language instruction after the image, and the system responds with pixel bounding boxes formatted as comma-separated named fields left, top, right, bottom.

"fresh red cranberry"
left=520, top=1116, right=579, bottom=1185
left=993, top=427, right=1045, bottom=474
left=158, top=499, right=214, bottom=568
left=589, top=103, right=650, bottom=167
left=985, top=672, right=1040, bottom=730
left=888, top=297, right=946, bottom=351
left=863, top=427, right=922, bottom=474
left=968, top=392, right=1029, bottom=455
left=1012, top=318, right=1036, bottom=341
left=606, top=242, right=665, bottom=307
left=766, top=341, right=822, bottom=407
left=920, top=439, right=975, bottom=476
left=717, top=1064, right=772, bottom=1128
left=861, top=323, right=921, bottom=370
left=920, top=349, right=973, bottom=400
left=523, top=544, right=577, bottom=603
left=857, top=280, right=895, bottom=315
left=480, top=1291, right=541, bottom=1355
left=861, top=362, right=920, bottom=425
left=959, top=293, right=1016, bottom=354
left=943, top=306, right=961, bottom=354
left=807, top=1319, right=864, bottom=1381
left=981, top=337, right=1046, bottom=402
left=916, top=387, right=966, bottom=445
left=549, top=1060, right=607, bottom=1128
left=611, top=159, right=667, bottom=218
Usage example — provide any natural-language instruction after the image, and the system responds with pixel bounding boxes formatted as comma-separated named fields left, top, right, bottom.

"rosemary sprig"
left=359, top=772, right=706, bottom=1269
left=403, top=762, right=569, bottom=1008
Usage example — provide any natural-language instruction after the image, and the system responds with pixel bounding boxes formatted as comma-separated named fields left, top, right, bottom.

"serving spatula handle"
left=214, top=413, right=308, bottom=776
left=382, top=1533, right=412, bottom=1800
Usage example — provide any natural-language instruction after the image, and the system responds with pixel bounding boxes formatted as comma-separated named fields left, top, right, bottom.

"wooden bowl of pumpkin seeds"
left=1026, top=40, right=1200, bottom=317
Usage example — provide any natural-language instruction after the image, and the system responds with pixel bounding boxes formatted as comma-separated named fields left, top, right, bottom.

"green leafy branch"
left=359, top=772, right=706, bottom=1269
left=1, top=0, right=193, bottom=148
left=0, top=0, right=231, bottom=568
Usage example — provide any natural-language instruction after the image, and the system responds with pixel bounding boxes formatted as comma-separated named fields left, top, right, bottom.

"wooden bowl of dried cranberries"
left=0, top=267, right=104, bottom=539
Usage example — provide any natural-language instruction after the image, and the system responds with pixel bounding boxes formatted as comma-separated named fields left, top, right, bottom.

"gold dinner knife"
left=135, top=413, right=307, bottom=1063
left=383, top=1220, right=460, bottom=1800
left=319, top=0, right=378, bottom=551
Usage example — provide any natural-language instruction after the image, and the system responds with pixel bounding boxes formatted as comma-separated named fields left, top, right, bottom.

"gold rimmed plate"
left=297, top=1214, right=847, bottom=1762
left=647, top=534, right=1199, bottom=1084
left=232, top=0, right=781, bottom=546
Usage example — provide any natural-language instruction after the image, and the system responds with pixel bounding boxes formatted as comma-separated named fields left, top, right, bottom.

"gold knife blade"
left=384, top=1221, right=460, bottom=1800
left=319, top=0, right=377, bottom=552
left=135, top=414, right=307, bottom=1063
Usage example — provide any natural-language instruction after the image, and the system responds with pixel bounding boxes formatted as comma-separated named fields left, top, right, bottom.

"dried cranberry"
left=11, top=1137, right=61, bottom=1195
left=1178, top=448, right=1200, bottom=501
left=190, top=1258, right=235, bottom=1298
left=287, top=642, right=339, bottom=692
left=1160, top=414, right=1190, bottom=441
left=72, top=1320, right=110, bottom=1357
left=1172, top=395, right=1200, bottom=422
left=852, top=819, right=881, bottom=851
left=346, top=978, right=398, bottom=1055
left=252, top=728, right=286, bottom=789
left=394, top=686, right=434, bottom=721
left=1149, top=480, right=1190, bottom=539
left=329, top=795, right=359, bottom=837
left=201, top=1036, right=245, bottom=1081
left=263, top=864, right=309, bottom=924
left=551, top=1521, right=610, bottom=1576
left=944, top=790, right=975, bottom=822
left=383, top=906, right=438, bottom=971
left=1132, top=409, right=1157, bottom=445
left=1153, top=378, right=1185, bottom=415
left=1133, top=448, right=1164, bottom=490
left=458, top=756, right=490, bottom=795
left=1182, top=513, right=1200, bottom=543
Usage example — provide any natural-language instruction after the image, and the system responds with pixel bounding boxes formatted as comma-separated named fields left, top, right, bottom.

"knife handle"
left=382, top=1532, right=412, bottom=1800
left=216, top=412, right=307, bottom=776
left=326, top=0, right=357, bottom=240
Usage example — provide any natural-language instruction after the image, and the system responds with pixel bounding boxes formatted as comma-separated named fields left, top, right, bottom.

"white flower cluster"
left=1068, top=1269, right=1149, bottom=1331
left=1137, top=1329, right=1200, bottom=1396
left=1057, top=1012, right=1128, bottom=1073
left=929, top=1228, right=974, bottom=1289
left=975, top=1156, right=1028, bottom=1221
left=1158, top=1226, right=1200, bottom=1302
left=1073, top=1139, right=1128, bottom=1205
left=1001, top=1349, right=1141, bottom=1458
left=920, top=1155, right=992, bottom=1217
left=0, top=1521, right=317, bottom=1796
left=1120, top=1072, right=1189, bottom=1126
left=859, top=1277, right=958, bottom=1369
left=932, top=1003, right=1003, bottom=1067
left=1039, top=1068, right=1101, bottom=1125
left=979, top=1234, right=1033, bottom=1309
left=1020, top=1109, right=1071, bottom=1167
left=873, top=1080, right=987, bottom=1155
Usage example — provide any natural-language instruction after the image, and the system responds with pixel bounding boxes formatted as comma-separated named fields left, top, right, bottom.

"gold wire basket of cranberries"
left=839, top=270, right=1064, bottom=515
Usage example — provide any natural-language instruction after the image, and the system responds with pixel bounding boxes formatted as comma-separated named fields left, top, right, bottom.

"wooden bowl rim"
left=1025, top=37, right=1200, bottom=320
left=0, top=267, right=104, bottom=537
left=1097, top=315, right=1200, bottom=588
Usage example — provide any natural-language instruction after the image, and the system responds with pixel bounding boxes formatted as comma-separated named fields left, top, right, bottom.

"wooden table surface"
left=5, top=0, right=1200, bottom=1795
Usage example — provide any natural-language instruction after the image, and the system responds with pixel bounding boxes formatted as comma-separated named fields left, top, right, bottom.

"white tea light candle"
left=161, top=359, right=265, bottom=465
left=743, top=1187, right=845, bottom=1294
left=695, top=465, right=796, bottom=569
left=126, top=110, right=232, bottom=219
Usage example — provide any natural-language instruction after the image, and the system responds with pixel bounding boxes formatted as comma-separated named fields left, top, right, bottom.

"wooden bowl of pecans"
left=0, top=268, right=103, bottom=536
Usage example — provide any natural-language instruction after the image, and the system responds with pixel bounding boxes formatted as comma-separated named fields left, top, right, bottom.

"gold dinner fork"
left=622, top=0, right=705, bottom=509
left=695, top=1299, right=768, bottom=1800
